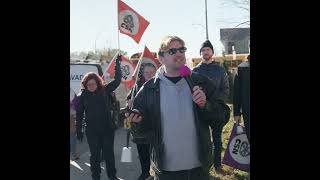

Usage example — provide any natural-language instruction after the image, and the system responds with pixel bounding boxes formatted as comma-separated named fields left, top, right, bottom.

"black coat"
left=193, top=62, right=231, bottom=126
left=233, top=61, right=250, bottom=118
left=193, top=62, right=230, bottom=102
left=131, top=72, right=226, bottom=174
left=76, top=61, right=121, bottom=134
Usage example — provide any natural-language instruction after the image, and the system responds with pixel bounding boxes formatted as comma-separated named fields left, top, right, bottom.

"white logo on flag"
left=119, top=10, right=139, bottom=35
left=120, top=61, right=135, bottom=82
left=229, top=134, right=250, bottom=164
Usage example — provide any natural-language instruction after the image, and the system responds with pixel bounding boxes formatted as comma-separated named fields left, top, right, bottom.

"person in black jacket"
left=76, top=55, right=122, bottom=180
left=126, top=63, right=156, bottom=180
left=126, top=36, right=225, bottom=180
left=233, top=55, right=250, bottom=142
left=193, top=40, right=230, bottom=174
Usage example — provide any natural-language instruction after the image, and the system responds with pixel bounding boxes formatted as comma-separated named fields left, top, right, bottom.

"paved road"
left=70, top=128, right=144, bottom=180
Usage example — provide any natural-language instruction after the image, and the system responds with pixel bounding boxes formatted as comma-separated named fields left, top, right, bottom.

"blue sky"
left=70, top=0, right=249, bottom=57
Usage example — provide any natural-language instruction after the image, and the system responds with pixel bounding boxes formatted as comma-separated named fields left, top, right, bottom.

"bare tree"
left=221, top=0, right=250, bottom=27
left=70, top=48, right=127, bottom=63
left=222, top=0, right=249, bottom=12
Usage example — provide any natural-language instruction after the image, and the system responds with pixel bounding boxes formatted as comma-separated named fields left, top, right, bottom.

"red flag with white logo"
left=105, top=52, right=136, bottom=90
left=118, top=0, right=150, bottom=43
left=132, top=46, right=161, bottom=80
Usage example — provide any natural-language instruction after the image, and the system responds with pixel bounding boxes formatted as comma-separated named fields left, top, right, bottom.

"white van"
left=70, top=59, right=103, bottom=95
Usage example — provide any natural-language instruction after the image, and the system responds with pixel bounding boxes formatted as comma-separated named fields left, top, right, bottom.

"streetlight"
left=95, top=31, right=103, bottom=54
left=205, top=0, right=209, bottom=40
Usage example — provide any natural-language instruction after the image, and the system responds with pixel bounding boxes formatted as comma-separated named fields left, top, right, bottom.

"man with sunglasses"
left=193, top=40, right=230, bottom=175
left=126, top=36, right=225, bottom=180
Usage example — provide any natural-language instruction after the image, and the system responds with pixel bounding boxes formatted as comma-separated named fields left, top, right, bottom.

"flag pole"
left=205, top=0, right=209, bottom=40
left=118, top=30, right=121, bottom=52
left=117, top=0, right=121, bottom=52
left=130, top=45, right=146, bottom=102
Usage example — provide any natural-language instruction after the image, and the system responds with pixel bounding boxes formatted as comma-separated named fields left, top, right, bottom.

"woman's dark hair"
left=81, top=72, right=104, bottom=91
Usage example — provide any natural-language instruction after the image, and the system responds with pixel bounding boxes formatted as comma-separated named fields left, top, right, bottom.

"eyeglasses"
left=163, top=47, right=187, bottom=55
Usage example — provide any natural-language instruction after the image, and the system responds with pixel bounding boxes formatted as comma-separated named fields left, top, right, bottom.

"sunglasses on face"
left=163, top=47, right=187, bottom=55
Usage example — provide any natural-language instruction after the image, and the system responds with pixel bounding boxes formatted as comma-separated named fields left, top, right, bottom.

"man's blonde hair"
left=158, top=36, right=185, bottom=56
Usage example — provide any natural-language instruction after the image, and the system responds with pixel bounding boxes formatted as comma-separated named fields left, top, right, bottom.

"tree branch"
left=234, top=21, right=250, bottom=28
left=238, top=6, right=250, bottom=12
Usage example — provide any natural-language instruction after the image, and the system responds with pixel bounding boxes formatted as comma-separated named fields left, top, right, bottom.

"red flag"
left=132, top=46, right=161, bottom=80
left=105, top=52, right=136, bottom=90
left=118, top=0, right=150, bottom=43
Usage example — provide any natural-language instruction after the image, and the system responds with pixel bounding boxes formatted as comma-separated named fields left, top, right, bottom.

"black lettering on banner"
left=121, top=65, right=130, bottom=76
left=239, top=141, right=250, bottom=157
left=121, top=23, right=126, bottom=29
left=232, top=139, right=241, bottom=155
left=121, top=15, right=134, bottom=33
left=80, top=75, right=84, bottom=80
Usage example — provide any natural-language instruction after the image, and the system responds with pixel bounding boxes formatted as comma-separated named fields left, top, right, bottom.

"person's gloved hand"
left=116, top=54, right=122, bottom=66
left=76, top=131, right=83, bottom=142
left=115, top=54, right=122, bottom=78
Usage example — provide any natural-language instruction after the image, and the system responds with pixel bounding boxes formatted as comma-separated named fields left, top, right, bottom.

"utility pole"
left=205, top=0, right=209, bottom=40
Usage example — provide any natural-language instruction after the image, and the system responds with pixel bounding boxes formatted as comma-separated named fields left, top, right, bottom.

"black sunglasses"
left=163, top=47, right=187, bottom=55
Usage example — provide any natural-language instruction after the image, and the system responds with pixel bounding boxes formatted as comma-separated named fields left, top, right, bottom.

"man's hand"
left=125, top=109, right=142, bottom=123
left=116, top=54, right=122, bottom=65
left=234, top=116, right=241, bottom=124
left=114, top=54, right=122, bottom=80
left=192, top=86, right=206, bottom=108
